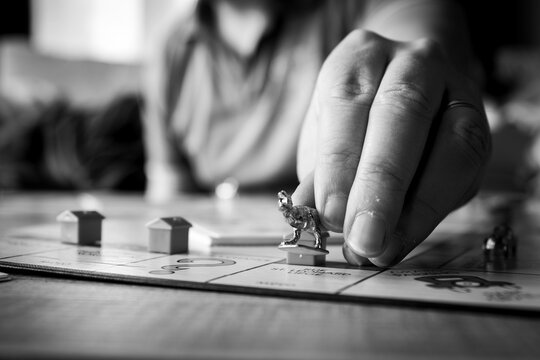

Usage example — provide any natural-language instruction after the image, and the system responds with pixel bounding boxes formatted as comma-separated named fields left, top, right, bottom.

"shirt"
left=144, top=0, right=367, bottom=194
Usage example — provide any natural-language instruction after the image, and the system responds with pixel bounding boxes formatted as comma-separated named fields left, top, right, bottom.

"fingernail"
left=347, top=212, right=386, bottom=257
left=323, top=196, right=346, bottom=231
left=342, top=243, right=373, bottom=266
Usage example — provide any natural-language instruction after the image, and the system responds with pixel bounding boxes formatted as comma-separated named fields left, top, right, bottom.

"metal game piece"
left=483, top=224, right=517, bottom=260
left=277, top=190, right=329, bottom=255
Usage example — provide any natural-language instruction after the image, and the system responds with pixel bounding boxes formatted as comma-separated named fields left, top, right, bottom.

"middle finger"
left=344, top=39, right=446, bottom=258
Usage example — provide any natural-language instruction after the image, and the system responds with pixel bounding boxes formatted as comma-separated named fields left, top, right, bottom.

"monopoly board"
left=1, top=218, right=540, bottom=314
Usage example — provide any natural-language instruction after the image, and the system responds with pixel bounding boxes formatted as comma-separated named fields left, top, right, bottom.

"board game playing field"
left=1, top=194, right=540, bottom=314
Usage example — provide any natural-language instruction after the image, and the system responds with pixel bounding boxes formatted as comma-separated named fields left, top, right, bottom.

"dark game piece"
left=483, top=224, right=517, bottom=260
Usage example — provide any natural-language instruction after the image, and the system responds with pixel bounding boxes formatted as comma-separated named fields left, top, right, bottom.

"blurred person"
left=0, top=94, right=145, bottom=191
left=144, top=0, right=490, bottom=266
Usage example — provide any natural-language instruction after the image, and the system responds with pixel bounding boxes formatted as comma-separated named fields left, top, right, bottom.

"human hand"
left=293, top=29, right=491, bottom=267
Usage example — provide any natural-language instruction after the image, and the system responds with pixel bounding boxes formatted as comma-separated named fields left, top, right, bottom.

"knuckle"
left=374, top=81, right=434, bottom=120
left=320, top=58, right=378, bottom=108
left=320, top=29, right=386, bottom=108
left=327, top=78, right=378, bottom=108
left=345, top=28, right=381, bottom=45
left=411, top=38, right=445, bottom=61
left=357, top=159, right=409, bottom=195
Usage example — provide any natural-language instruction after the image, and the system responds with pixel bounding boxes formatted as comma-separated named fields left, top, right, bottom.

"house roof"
left=56, top=210, right=105, bottom=222
left=146, top=217, right=192, bottom=230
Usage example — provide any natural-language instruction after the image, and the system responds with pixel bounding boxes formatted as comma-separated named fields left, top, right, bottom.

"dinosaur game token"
left=277, top=190, right=330, bottom=265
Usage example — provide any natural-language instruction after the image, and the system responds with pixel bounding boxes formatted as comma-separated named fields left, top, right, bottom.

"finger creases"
left=313, top=36, right=388, bottom=232
left=343, top=50, right=445, bottom=260
left=366, top=88, right=492, bottom=267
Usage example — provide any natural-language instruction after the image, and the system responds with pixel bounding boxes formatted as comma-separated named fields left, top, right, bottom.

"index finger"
left=313, top=30, right=389, bottom=232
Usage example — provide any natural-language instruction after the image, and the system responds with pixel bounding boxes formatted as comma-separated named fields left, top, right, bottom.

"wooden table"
left=1, top=191, right=539, bottom=360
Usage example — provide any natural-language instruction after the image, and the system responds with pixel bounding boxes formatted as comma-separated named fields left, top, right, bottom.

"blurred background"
left=0, top=0, right=540, bottom=194
left=0, top=0, right=196, bottom=192
left=1, top=0, right=196, bottom=104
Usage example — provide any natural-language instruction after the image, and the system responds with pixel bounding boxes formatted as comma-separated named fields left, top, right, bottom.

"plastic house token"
left=146, top=217, right=192, bottom=254
left=56, top=210, right=105, bottom=246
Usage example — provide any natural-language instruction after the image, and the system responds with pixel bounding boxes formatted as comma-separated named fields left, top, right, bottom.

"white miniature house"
left=56, top=210, right=105, bottom=245
left=146, top=217, right=192, bottom=254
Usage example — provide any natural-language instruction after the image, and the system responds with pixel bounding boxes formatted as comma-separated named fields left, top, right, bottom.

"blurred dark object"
left=481, top=46, right=540, bottom=195
left=481, top=122, right=538, bottom=193
left=458, top=0, right=540, bottom=97
left=0, top=36, right=145, bottom=192
left=483, top=224, right=517, bottom=271
left=483, top=225, right=516, bottom=258
left=0, top=94, right=146, bottom=191
left=497, top=48, right=540, bottom=132
left=0, top=1, right=29, bottom=37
